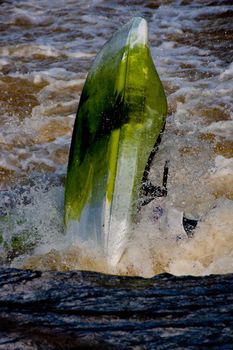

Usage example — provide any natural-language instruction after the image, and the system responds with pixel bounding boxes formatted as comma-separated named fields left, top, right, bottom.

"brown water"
left=0, top=0, right=232, bottom=277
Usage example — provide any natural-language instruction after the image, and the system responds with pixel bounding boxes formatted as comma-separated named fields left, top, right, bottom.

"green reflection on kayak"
left=64, top=17, right=167, bottom=266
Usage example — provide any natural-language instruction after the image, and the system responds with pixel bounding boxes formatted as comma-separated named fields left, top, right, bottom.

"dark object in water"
left=141, top=154, right=199, bottom=236
left=140, top=127, right=168, bottom=207
left=140, top=160, right=169, bottom=206
left=0, top=268, right=232, bottom=349
left=183, top=216, right=198, bottom=236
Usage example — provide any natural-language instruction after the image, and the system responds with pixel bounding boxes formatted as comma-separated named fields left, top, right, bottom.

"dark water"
left=0, top=0, right=233, bottom=347
left=0, top=268, right=233, bottom=349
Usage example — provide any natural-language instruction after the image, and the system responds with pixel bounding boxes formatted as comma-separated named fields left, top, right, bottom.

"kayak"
left=64, top=17, right=167, bottom=267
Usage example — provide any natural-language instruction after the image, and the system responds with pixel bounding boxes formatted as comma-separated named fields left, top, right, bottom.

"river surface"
left=0, top=0, right=233, bottom=277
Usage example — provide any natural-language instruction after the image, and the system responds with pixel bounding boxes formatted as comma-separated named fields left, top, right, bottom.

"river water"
left=0, top=0, right=232, bottom=278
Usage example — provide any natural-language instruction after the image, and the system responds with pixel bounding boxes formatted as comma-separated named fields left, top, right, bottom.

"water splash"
left=0, top=0, right=232, bottom=277
left=0, top=171, right=231, bottom=278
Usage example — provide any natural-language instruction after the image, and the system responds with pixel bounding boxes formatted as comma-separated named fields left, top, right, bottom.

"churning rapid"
left=0, top=0, right=232, bottom=277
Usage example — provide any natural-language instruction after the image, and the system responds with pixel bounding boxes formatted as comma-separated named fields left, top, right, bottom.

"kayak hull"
left=64, top=17, right=167, bottom=266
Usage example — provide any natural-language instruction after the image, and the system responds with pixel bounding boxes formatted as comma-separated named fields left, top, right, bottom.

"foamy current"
left=0, top=0, right=232, bottom=277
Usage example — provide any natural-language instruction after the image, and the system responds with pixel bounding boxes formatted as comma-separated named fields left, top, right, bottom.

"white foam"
left=67, top=52, right=95, bottom=59
left=202, top=121, right=233, bottom=140
left=0, top=45, right=60, bottom=58
left=0, top=58, right=10, bottom=69
left=11, top=7, right=52, bottom=26
left=168, top=198, right=233, bottom=276
left=36, top=79, right=84, bottom=102
left=0, top=44, right=95, bottom=60
left=210, top=156, right=233, bottom=177
left=220, top=62, right=233, bottom=80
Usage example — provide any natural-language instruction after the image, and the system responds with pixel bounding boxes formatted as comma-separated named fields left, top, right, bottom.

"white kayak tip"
left=129, top=17, right=148, bottom=48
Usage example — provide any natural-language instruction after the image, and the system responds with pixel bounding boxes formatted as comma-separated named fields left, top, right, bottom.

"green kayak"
left=64, top=17, right=167, bottom=266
